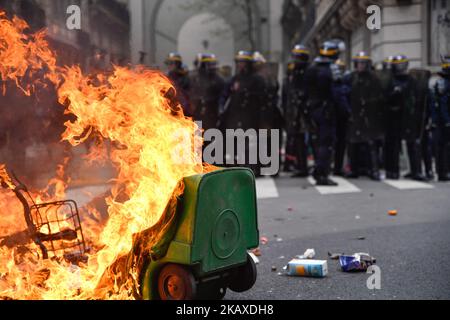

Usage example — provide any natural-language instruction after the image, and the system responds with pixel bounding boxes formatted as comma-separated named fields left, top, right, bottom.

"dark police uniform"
left=331, top=63, right=351, bottom=176
left=219, top=60, right=268, bottom=175
left=408, top=69, right=432, bottom=180
left=346, top=70, right=385, bottom=180
left=282, top=63, right=309, bottom=176
left=431, top=74, right=450, bottom=181
left=385, top=71, right=417, bottom=179
left=190, top=69, right=225, bottom=131
left=305, top=56, right=337, bottom=185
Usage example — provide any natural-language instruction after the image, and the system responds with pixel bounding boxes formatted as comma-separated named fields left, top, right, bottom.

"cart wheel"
left=215, top=287, right=227, bottom=300
left=158, top=264, right=197, bottom=300
left=228, top=253, right=257, bottom=293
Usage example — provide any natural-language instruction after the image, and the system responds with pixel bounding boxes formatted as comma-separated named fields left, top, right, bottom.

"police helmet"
left=253, top=51, right=267, bottom=65
left=165, top=52, right=183, bottom=66
left=235, top=50, right=254, bottom=63
left=391, top=55, right=409, bottom=75
left=319, top=41, right=340, bottom=60
left=196, top=53, right=218, bottom=69
left=441, top=54, right=450, bottom=76
left=291, top=44, right=310, bottom=64
left=352, top=51, right=372, bottom=71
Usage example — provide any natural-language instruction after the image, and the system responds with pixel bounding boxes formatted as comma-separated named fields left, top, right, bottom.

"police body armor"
left=190, top=71, right=225, bottom=131
left=283, top=67, right=308, bottom=134
left=389, top=74, right=418, bottom=140
left=258, top=63, right=283, bottom=131
left=431, top=76, right=450, bottom=180
left=348, top=71, right=385, bottom=143
left=434, top=77, right=450, bottom=138
left=221, top=73, right=267, bottom=131
left=304, top=58, right=336, bottom=179
left=408, top=69, right=431, bottom=140
left=305, top=59, right=336, bottom=129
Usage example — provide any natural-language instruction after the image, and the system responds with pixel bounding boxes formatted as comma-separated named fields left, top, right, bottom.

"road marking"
left=307, top=176, right=361, bottom=195
left=255, top=177, right=279, bottom=199
left=383, top=179, right=435, bottom=190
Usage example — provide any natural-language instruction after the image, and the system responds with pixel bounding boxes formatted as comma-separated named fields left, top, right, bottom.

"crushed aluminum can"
left=286, top=259, right=328, bottom=277
left=339, top=253, right=376, bottom=272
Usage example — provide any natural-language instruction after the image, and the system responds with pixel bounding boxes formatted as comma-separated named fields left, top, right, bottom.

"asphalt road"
left=65, top=174, right=450, bottom=300
left=226, top=175, right=450, bottom=300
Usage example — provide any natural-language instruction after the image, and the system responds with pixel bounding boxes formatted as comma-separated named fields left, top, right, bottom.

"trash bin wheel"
left=228, top=253, right=257, bottom=293
left=214, top=286, right=227, bottom=300
left=157, top=264, right=197, bottom=300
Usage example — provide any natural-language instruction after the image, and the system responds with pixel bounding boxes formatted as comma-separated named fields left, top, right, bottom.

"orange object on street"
left=388, top=210, right=398, bottom=216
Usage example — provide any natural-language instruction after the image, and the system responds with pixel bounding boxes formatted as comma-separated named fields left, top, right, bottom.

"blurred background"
left=0, top=0, right=447, bottom=77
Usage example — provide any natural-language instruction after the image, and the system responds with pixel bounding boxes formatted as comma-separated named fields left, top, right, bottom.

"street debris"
left=251, top=248, right=261, bottom=256
left=248, top=252, right=260, bottom=264
left=355, top=215, right=361, bottom=220
left=271, top=266, right=277, bottom=272
left=287, top=207, right=294, bottom=212
left=295, top=248, right=315, bottom=259
left=356, top=236, right=366, bottom=240
left=388, top=209, right=398, bottom=216
left=285, top=259, right=328, bottom=277
left=260, top=236, right=269, bottom=245
left=339, top=253, right=376, bottom=272
left=328, top=252, right=343, bottom=260
left=276, top=238, right=283, bottom=242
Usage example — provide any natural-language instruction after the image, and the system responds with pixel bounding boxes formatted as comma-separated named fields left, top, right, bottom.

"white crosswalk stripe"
left=307, top=176, right=361, bottom=195
left=382, top=179, right=435, bottom=190
left=255, top=177, right=279, bottom=199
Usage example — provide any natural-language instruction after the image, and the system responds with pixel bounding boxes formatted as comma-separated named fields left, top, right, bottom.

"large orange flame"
left=0, top=11, right=207, bottom=299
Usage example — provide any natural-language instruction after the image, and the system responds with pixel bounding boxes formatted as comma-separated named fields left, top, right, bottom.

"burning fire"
left=0, top=11, right=208, bottom=299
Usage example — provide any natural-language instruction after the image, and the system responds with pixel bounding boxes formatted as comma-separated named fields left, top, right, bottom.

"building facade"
left=285, top=0, right=449, bottom=71
left=128, top=0, right=284, bottom=70
left=0, top=0, right=130, bottom=71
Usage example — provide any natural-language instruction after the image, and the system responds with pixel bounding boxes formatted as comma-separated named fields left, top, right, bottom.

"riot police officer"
left=190, top=53, right=225, bottom=132
left=385, top=55, right=424, bottom=180
left=346, top=52, right=385, bottom=180
left=282, top=45, right=311, bottom=177
left=430, top=55, right=450, bottom=182
left=254, top=51, right=283, bottom=176
left=386, top=55, right=424, bottom=181
left=408, top=68, right=433, bottom=180
left=165, top=52, right=191, bottom=116
left=304, top=41, right=340, bottom=186
left=219, top=50, right=268, bottom=175
left=332, top=59, right=351, bottom=176
left=376, top=56, right=395, bottom=170
left=253, top=51, right=281, bottom=132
